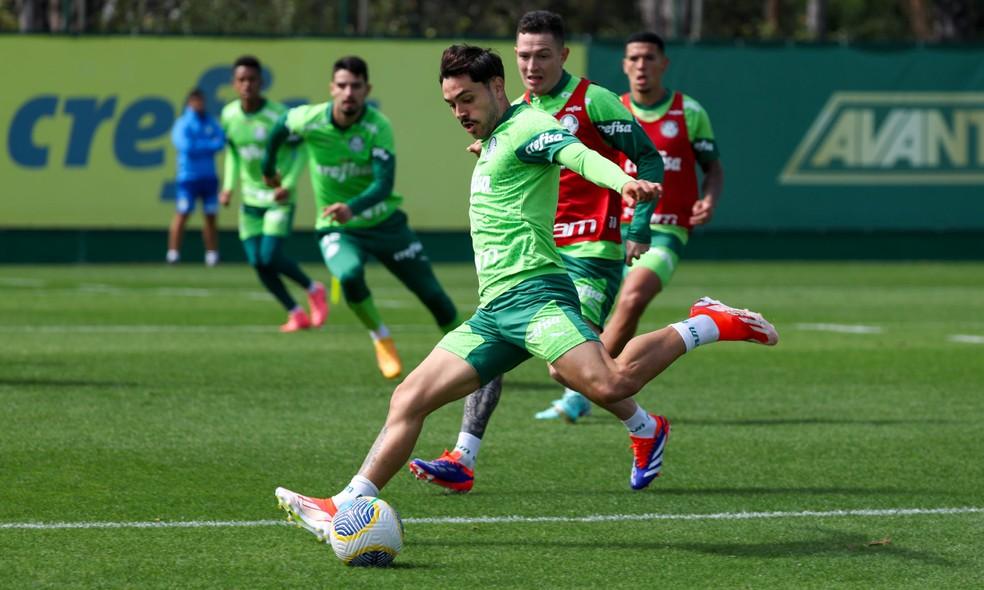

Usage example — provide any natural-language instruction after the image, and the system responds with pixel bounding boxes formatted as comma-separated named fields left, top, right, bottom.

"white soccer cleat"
left=689, top=296, right=779, bottom=345
left=274, top=486, right=337, bottom=542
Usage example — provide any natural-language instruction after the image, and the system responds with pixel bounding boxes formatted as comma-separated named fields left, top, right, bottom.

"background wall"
left=2, top=37, right=982, bottom=261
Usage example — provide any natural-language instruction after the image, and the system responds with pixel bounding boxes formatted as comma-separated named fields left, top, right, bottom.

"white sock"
left=308, top=281, right=323, bottom=294
left=622, top=405, right=657, bottom=438
left=370, top=325, right=390, bottom=341
left=166, top=249, right=179, bottom=263
left=453, top=432, right=482, bottom=469
left=331, top=475, right=379, bottom=508
left=204, top=250, right=219, bottom=266
left=668, top=314, right=720, bottom=352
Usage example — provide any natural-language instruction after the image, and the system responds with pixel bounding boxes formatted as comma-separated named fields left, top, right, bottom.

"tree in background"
left=2, top=0, right=981, bottom=41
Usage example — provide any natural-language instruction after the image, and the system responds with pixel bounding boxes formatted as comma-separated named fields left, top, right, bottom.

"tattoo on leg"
left=358, top=426, right=388, bottom=474
left=460, top=375, right=503, bottom=438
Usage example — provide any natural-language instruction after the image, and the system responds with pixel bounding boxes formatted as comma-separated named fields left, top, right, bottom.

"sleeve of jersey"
left=688, top=102, right=720, bottom=167
left=347, top=123, right=396, bottom=216
left=222, top=137, right=239, bottom=191
left=553, top=143, right=633, bottom=193
left=170, top=118, right=189, bottom=152
left=279, top=142, right=307, bottom=192
left=261, top=112, right=292, bottom=178
left=514, top=127, right=580, bottom=164
left=588, top=92, right=661, bottom=243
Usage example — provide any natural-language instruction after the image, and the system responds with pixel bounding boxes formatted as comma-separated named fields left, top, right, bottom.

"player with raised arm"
left=273, top=45, right=777, bottom=540
left=602, top=32, right=726, bottom=357
left=220, top=55, right=327, bottom=333
left=262, top=56, right=458, bottom=379
left=409, top=10, right=669, bottom=493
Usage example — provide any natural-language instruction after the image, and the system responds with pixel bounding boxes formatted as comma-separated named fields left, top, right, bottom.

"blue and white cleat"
left=534, top=390, right=592, bottom=422
left=408, top=450, right=474, bottom=493
left=629, top=415, right=670, bottom=490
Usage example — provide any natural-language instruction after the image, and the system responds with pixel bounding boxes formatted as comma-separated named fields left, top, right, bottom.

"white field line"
left=795, top=323, right=883, bottom=334
left=949, top=334, right=984, bottom=344
left=0, top=324, right=440, bottom=334
left=2, top=506, right=982, bottom=531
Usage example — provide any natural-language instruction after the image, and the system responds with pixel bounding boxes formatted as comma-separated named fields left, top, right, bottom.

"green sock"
left=348, top=296, right=383, bottom=331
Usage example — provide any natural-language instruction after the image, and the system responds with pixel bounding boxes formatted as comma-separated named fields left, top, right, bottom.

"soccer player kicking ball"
left=220, top=55, right=327, bottom=333
left=409, top=11, right=677, bottom=495
left=274, top=45, right=777, bottom=540
left=263, top=56, right=458, bottom=379
left=602, top=32, right=726, bottom=360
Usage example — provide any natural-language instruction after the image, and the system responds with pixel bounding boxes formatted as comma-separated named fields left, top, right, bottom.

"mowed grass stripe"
left=4, top=506, right=983, bottom=530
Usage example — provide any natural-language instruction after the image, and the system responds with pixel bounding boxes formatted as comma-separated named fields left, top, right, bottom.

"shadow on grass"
left=411, top=528, right=951, bottom=565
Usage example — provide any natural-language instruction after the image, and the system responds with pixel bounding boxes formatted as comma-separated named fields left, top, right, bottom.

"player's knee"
left=619, top=286, right=653, bottom=316
left=581, top=375, right=635, bottom=405
left=388, top=380, right=429, bottom=420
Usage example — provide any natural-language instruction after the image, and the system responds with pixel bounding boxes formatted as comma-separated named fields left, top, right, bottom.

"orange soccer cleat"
left=689, top=297, right=779, bottom=345
left=280, top=308, right=312, bottom=333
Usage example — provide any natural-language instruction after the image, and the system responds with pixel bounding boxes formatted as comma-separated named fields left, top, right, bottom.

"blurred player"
left=220, top=55, right=327, bottom=333
left=409, top=10, right=668, bottom=493
left=262, top=56, right=458, bottom=378
left=602, top=32, right=725, bottom=357
left=273, top=45, right=777, bottom=538
left=167, top=89, right=225, bottom=266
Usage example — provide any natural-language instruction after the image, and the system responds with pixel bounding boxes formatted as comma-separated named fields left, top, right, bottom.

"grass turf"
left=1, top=262, right=983, bottom=588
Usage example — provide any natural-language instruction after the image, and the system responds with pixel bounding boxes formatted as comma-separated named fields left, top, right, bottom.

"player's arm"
left=553, top=143, right=659, bottom=206
left=220, top=136, right=239, bottom=206
left=275, top=140, right=307, bottom=203
left=588, top=89, right=664, bottom=244
left=261, top=112, right=292, bottom=187
left=688, top=102, right=723, bottom=226
left=201, top=120, right=226, bottom=154
left=324, top=125, right=396, bottom=223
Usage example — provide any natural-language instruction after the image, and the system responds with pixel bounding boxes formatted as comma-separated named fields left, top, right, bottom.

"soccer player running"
left=167, top=89, right=225, bottom=266
left=408, top=10, right=668, bottom=493
left=262, top=56, right=458, bottom=379
left=602, top=32, right=725, bottom=358
left=220, top=55, right=327, bottom=333
left=274, top=45, right=777, bottom=540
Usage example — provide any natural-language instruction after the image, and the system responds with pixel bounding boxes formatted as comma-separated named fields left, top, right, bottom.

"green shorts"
left=239, top=204, right=295, bottom=240
left=560, top=254, right=623, bottom=328
left=437, top=273, right=599, bottom=385
left=625, top=225, right=690, bottom=286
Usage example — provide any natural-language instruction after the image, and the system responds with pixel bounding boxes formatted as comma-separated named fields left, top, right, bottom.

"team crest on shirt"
left=348, top=136, right=365, bottom=152
left=253, top=125, right=267, bottom=141
left=660, top=120, right=679, bottom=138
left=559, top=114, right=579, bottom=134
left=486, top=136, right=498, bottom=156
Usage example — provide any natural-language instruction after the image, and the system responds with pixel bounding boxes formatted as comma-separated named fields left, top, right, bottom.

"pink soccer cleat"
left=308, top=282, right=329, bottom=327
left=689, top=297, right=779, bottom=345
left=280, top=308, right=312, bottom=333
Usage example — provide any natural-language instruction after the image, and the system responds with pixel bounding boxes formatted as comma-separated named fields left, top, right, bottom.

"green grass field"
left=1, top=261, right=983, bottom=589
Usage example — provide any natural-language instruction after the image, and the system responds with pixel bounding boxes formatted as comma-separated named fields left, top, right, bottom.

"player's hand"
left=263, top=173, right=281, bottom=188
left=219, top=190, right=232, bottom=207
left=322, top=203, right=353, bottom=223
left=466, top=140, right=482, bottom=158
left=273, top=187, right=290, bottom=203
left=624, top=240, right=650, bottom=266
left=690, top=198, right=716, bottom=226
left=621, top=180, right=662, bottom=207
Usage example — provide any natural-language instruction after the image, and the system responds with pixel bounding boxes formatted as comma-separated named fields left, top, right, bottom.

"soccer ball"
left=329, top=496, right=404, bottom=567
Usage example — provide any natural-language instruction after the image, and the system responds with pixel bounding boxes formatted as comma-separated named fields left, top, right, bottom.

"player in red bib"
left=602, top=32, right=726, bottom=358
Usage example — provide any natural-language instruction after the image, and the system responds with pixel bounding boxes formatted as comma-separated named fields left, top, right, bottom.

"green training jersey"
left=470, top=103, right=583, bottom=306
left=628, top=90, right=720, bottom=166
left=220, top=99, right=305, bottom=207
left=514, top=70, right=664, bottom=260
left=280, top=102, right=402, bottom=231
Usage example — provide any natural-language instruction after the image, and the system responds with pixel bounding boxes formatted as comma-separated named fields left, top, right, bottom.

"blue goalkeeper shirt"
left=171, top=107, right=225, bottom=182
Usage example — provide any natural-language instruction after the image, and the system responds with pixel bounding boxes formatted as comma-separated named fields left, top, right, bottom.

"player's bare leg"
left=202, top=213, right=219, bottom=266
left=167, top=213, right=189, bottom=263
left=601, top=268, right=663, bottom=357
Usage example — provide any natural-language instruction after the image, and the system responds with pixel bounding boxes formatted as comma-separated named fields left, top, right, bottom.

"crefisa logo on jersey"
left=348, top=136, right=365, bottom=152
left=660, top=120, right=679, bottom=138
left=560, top=113, right=580, bottom=134
left=781, top=92, right=984, bottom=185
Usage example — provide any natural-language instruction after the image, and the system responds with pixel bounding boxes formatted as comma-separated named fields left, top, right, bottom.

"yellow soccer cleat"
left=373, top=337, right=403, bottom=379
